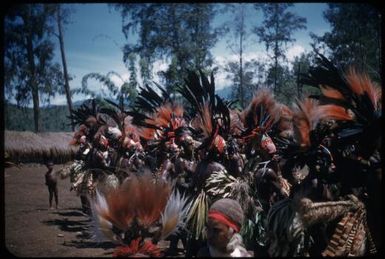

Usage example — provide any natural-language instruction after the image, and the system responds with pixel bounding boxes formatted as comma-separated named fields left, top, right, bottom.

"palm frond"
left=186, top=190, right=208, bottom=240
left=205, top=169, right=236, bottom=199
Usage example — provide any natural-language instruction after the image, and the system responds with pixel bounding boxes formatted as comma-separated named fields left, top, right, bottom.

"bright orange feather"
left=320, top=85, right=345, bottom=100
left=345, top=68, right=381, bottom=110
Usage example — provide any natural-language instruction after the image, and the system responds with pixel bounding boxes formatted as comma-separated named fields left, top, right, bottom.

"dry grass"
left=5, top=130, right=77, bottom=164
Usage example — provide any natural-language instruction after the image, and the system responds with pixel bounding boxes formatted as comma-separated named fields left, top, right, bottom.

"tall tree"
left=291, top=52, right=312, bottom=98
left=54, top=4, right=75, bottom=131
left=4, top=4, right=63, bottom=132
left=310, top=3, right=381, bottom=81
left=184, top=4, right=219, bottom=70
left=254, top=3, right=306, bottom=95
left=114, top=3, right=221, bottom=96
left=223, top=3, right=250, bottom=108
left=224, top=59, right=265, bottom=106
left=268, top=52, right=318, bottom=105
left=127, top=53, right=139, bottom=106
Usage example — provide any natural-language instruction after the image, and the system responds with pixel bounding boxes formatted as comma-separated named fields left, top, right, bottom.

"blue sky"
left=9, top=3, right=331, bottom=106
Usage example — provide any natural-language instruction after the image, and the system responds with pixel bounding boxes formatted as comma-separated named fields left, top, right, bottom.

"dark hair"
left=46, top=161, right=54, bottom=167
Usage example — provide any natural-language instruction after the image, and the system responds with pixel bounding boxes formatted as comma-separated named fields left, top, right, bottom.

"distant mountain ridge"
left=4, top=86, right=234, bottom=132
left=216, top=86, right=233, bottom=99
left=5, top=102, right=72, bottom=132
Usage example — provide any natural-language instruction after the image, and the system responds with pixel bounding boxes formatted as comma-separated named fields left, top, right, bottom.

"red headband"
left=208, top=210, right=240, bottom=233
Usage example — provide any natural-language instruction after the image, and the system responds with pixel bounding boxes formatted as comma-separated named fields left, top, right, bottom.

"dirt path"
left=3, top=163, right=186, bottom=257
left=4, top=163, right=117, bottom=257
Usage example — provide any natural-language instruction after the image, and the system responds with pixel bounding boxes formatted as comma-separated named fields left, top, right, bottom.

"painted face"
left=79, top=135, right=87, bottom=144
left=261, top=134, right=276, bottom=154
left=317, top=145, right=336, bottom=175
left=99, top=135, right=109, bottom=148
left=206, top=218, right=232, bottom=252
left=180, top=134, right=193, bottom=146
left=213, top=135, right=226, bottom=154
left=166, top=139, right=180, bottom=154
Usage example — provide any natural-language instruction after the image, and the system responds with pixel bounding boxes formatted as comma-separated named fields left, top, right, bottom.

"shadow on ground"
left=63, top=240, right=116, bottom=250
left=54, top=210, right=87, bottom=217
left=41, top=217, right=90, bottom=233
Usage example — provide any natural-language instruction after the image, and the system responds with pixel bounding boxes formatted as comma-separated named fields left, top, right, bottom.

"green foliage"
left=222, top=4, right=257, bottom=108
left=291, top=52, right=321, bottom=99
left=4, top=4, right=64, bottom=132
left=240, top=210, right=267, bottom=249
left=268, top=64, right=293, bottom=105
left=270, top=52, right=321, bottom=105
left=115, top=3, right=221, bottom=96
left=311, top=3, right=381, bottom=82
left=157, top=56, right=181, bottom=96
left=224, top=59, right=266, bottom=106
left=79, top=71, right=138, bottom=111
left=4, top=98, right=125, bottom=132
left=4, top=102, right=72, bottom=132
left=127, top=53, right=138, bottom=100
left=254, top=3, right=307, bottom=94
left=254, top=3, right=307, bottom=57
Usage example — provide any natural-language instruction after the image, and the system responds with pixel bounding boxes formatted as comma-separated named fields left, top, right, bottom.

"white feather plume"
left=160, top=189, right=191, bottom=240
left=89, top=189, right=120, bottom=244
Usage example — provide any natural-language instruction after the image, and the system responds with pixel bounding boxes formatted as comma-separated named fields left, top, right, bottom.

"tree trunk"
left=296, top=63, right=301, bottom=98
left=239, top=32, right=244, bottom=108
left=239, top=5, right=245, bottom=108
left=57, top=5, right=74, bottom=131
left=273, top=41, right=280, bottom=95
left=274, top=4, right=279, bottom=95
left=26, top=14, right=40, bottom=133
left=119, top=94, right=124, bottom=111
left=171, top=5, right=179, bottom=100
left=32, top=89, right=40, bottom=133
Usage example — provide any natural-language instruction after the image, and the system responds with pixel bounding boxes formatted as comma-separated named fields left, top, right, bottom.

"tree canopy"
left=4, top=4, right=63, bottom=132
left=311, top=3, right=381, bottom=81
left=254, top=3, right=307, bottom=95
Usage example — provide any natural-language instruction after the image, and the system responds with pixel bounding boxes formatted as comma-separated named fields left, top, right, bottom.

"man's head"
left=206, top=198, right=244, bottom=252
left=46, top=161, right=54, bottom=170
left=260, top=133, right=276, bottom=154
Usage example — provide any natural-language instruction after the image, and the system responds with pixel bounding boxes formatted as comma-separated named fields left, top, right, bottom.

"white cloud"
left=214, top=71, right=231, bottom=89
left=48, top=95, right=68, bottom=106
left=213, top=51, right=269, bottom=68
left=108, top=72, right=129, bottom=88
left=153, top=59, right=170, bottom=72
left=151, top=58, right=171, bottom=84
left=213, top=51, right=270, bottom=89
left=286, top=45, right=306, bottom=62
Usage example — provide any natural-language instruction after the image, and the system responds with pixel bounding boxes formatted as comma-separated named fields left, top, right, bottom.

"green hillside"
left=4, top=98, right=124, bottom=132
left=4, top=103, right=72, bottom=132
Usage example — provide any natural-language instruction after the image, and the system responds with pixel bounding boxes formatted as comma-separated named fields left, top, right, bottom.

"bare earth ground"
left=4, top=164, right=179, bottom=257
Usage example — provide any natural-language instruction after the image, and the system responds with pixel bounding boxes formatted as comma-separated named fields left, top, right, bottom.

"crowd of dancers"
left=60, top=54, right=381, bottom=257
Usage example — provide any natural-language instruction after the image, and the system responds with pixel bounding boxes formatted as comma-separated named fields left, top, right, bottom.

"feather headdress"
left=278, top=97, right=336, bottom=177
left=229, top=109, right=245, bottom=136
left=301, top=54, right=381, bottom=157
left=240, top=89, right=280, bottom=142
left=292, top=98, right=324, bottom=149
left=91, top=172, right=190, bottom=256
left=68, top=99, right=108, bottom=145
left=178, top=70, right=231, bottom=154
left=127, top=82, right=189, bottom=147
